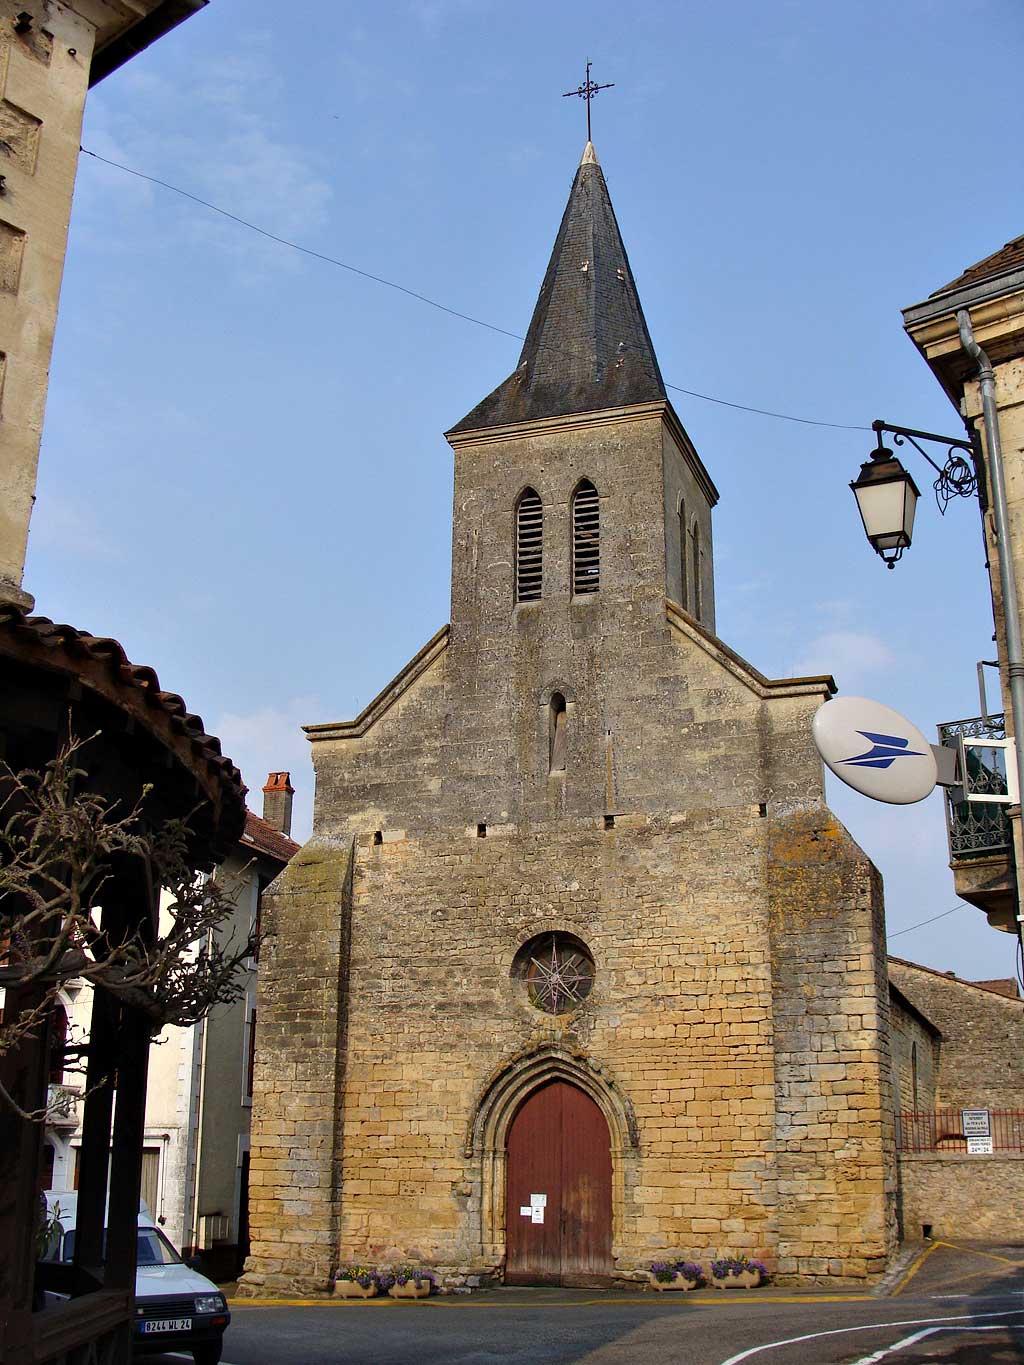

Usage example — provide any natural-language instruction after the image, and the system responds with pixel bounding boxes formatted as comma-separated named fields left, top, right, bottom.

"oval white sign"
left=812, top=696, right=937, bottom=805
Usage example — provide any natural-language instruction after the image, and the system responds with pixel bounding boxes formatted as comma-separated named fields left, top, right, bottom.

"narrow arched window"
left=690, top=519, right=702, bottom=620
left=677, top=498, right=688, bottom=610
left=572, top=479, right=600, bottom=595
left=911, top=1041, right=919, bottom=1110
left=549, top=692, right=567, bottom=772
left=515, top=488, right=543, bottom=602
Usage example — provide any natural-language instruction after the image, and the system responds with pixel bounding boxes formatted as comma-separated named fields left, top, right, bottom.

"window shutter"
left=516, top=489, right=543, bottom=602
left=572, top=481, right=600, bottom=594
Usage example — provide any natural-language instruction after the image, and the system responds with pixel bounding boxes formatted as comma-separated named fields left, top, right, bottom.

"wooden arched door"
left=505, top=1079, right=612, bottom=1286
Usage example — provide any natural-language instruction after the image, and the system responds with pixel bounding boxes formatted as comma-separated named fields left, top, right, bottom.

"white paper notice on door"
left=529, top=1192, right=546, bottom=1223
left=519, top=1206, right=532, bottom=1217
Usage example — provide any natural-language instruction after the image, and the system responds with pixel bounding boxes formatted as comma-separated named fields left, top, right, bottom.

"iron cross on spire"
left=562, top=61, right=614, bottom=143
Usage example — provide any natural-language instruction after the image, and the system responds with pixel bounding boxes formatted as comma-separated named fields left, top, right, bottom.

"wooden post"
left=104, top=1007, right=150, bottom=1291
left=0, top=986, right=49, bottom=1361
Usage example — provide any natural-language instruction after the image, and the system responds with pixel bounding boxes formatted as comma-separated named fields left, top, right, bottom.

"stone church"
left=240, top=142, right=896, bottom=1293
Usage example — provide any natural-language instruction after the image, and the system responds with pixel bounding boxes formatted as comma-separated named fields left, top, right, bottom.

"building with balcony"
left=936, top=712, right=1015, bottom=930
left=904, top=238, right=1024, bottom=934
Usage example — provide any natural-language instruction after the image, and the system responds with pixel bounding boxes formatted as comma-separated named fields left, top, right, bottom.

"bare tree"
left=0, top=739, right=253, bottom=1120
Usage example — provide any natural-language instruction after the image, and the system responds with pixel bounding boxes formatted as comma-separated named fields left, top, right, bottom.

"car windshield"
left=60, top=1226, right=183, bottom=1266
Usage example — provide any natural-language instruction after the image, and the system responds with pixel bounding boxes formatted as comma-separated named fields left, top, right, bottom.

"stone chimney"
left=261, top=772, right=294, bottom=836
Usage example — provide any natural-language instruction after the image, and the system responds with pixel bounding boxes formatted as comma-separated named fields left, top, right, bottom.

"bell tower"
left=442, top=141, right=719, bottom=823
left=448, top=140, right=717, bottom=629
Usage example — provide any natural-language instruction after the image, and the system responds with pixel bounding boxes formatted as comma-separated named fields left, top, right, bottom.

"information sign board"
left=962, top=1109, right=991, bottom=1138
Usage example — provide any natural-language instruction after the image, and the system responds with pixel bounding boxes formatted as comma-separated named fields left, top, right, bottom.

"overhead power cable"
left=886, top=904, right=969, bottom=939
left=80, top=147, right=871, bottom=434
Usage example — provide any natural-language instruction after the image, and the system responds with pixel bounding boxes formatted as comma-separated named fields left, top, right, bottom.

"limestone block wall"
left=962, top=356, right=1024, bottom=758
left=333, top=814, right=777, bottom=1277
left=889, top=990, right=938, bottom=1115
left=242, top=805, right=895, bottom=1291
left=888, top=959, right=1024, bottom=1112
left=0, top=0, right=95, bottom=603
left=768, top=811, right=897, bottom=1282
left=240, top=842, right=352, bottom=1295
left=899, top=1153, right=1024, bottom=1240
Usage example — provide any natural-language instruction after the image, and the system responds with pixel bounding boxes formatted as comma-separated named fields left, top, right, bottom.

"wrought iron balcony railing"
left=937, top=713, right=1012, bottom=860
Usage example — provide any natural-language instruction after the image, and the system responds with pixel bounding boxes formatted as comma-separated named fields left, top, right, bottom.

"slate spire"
left=451, top=143, right=667, bottom=433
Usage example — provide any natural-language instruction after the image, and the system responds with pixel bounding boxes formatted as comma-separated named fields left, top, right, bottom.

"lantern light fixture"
left=850, top=441, right=921, bottom=569
left=851, top=419, right=978, bottom=568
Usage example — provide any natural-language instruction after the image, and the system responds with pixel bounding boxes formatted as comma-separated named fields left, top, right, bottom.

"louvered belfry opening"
left=572, top=480, right=600, bottom=595
left=516, top=488, right=544, bottom=602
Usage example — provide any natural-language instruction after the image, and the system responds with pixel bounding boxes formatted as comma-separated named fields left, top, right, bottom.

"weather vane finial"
left=562, top=60, right=614, bottom=143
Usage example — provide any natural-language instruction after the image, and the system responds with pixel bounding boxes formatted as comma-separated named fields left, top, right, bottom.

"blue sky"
left=25, top=0, right=1024, bottom=978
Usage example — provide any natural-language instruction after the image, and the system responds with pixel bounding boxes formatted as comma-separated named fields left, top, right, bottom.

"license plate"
left=142, top=1318, right=192, bottom=1333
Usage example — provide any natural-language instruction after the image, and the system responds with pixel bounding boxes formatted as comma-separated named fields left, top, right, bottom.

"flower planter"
left=334, top=1280, right=378, bottom=1298
left=711, top=1269, right=763, bottom=1290
left=646, top=1271, right=701, bottom=1292
left=388, top=1280, right=432, bottom=1299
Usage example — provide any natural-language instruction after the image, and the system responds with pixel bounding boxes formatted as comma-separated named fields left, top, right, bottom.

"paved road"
left=148, top=1242, right=1024, bottom=1365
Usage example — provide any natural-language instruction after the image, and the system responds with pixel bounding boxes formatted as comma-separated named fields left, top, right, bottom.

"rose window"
left=515, top=933, right=595, bottom=1014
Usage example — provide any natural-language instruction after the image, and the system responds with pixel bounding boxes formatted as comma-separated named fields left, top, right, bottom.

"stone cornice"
left=903, top=279, right=1024, bottom=408
left=304, top=624, right=449, bottom=743
left=903, top=266, right=1024, bottom=330
left=665, top=597, right=835, bottom=701
left=447, top=399, right=719, bottom=507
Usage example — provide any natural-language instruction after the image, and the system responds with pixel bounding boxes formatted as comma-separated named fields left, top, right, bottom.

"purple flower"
left=710, top=1255, right=767, bottom=1281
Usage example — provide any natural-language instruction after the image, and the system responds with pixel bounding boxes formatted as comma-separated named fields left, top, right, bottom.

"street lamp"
left=850, top=437, right=921, bottom=569
left=850, top=419, right=978, bottom=568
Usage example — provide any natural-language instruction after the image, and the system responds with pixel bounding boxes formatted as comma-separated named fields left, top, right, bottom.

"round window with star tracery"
left=513, top=932, right=595, bottom=1015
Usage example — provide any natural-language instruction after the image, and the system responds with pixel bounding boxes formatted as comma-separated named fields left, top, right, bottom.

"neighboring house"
left=45, top=773, right=298, bottom=1280
left=903, top=241, right=1024, bottom=936
left=887, top=957, right=1024, bottom=1240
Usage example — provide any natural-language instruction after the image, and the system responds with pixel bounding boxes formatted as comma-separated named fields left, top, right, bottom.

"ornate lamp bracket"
left=872, top=419, right=980, bottom=514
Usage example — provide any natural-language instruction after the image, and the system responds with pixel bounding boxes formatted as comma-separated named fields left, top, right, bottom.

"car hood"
left=136, top=1263, right=222, bottom=1297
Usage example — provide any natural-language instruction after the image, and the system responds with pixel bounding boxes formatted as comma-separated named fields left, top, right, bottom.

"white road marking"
left=848, top=1323, right=1018, bottom=1365
left=716, top=1308, right=1024, bottom=1365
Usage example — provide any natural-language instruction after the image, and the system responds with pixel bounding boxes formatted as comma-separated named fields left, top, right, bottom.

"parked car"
left=42, top=1191, right=230, bottom=1365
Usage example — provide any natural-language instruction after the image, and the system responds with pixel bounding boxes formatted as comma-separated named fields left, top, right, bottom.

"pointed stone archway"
left=466, top=1046, right=639, bottom=1275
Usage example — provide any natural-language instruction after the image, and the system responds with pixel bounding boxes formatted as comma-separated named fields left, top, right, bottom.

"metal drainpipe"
left=957, top=309, right=1024, bottom=949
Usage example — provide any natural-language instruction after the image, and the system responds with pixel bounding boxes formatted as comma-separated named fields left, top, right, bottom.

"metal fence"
left=896, top=1109, right=1024, bottom=1152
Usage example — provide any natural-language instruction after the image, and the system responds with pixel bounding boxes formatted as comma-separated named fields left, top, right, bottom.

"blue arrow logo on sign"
left=839, top=730, right=927, bottom=769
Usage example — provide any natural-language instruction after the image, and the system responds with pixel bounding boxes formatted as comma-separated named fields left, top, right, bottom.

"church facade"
left=240, top=143, right=897, bottom=1293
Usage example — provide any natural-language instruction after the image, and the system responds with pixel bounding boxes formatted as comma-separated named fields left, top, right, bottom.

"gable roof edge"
left=665, top=598, right=835, bottom=700
left=304, top=624, right=450, bottom=743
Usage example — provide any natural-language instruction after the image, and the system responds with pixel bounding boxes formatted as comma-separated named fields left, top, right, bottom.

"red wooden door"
left=505, top=1080, right=612, bottom=1286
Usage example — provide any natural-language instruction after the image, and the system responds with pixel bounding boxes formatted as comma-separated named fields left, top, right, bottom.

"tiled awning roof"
left=0, top=605, right=246, bottom=862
